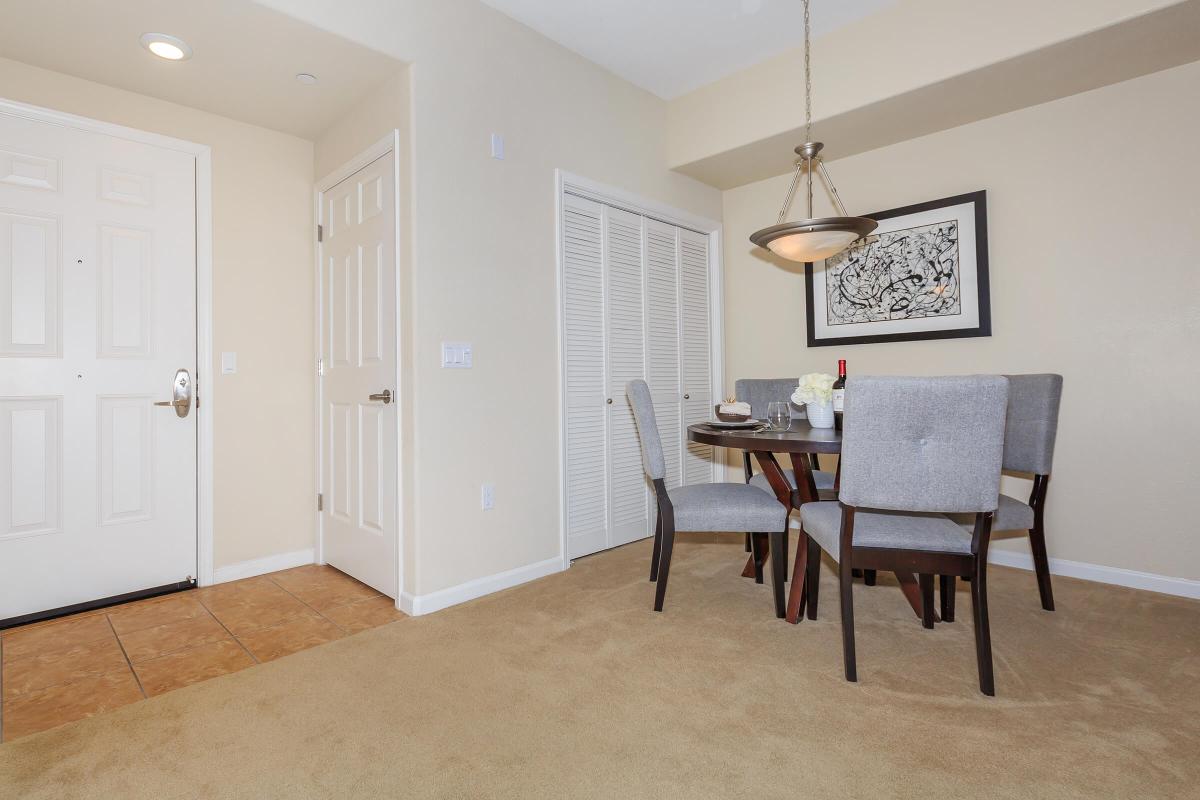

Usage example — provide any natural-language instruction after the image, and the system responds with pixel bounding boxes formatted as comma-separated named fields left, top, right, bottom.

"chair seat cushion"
left=799, top=501, right=973, bottom=562
left=949, top=493, right=1035, bottom=532
left=748, top=468, right=836, bottom=493
left=668, top=482, right=788, bottom=533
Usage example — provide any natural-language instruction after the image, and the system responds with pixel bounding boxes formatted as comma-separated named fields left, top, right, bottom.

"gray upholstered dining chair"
left=626, top=379, right=789, bottom=615
left=798, top=376, right=1009, bottom=695
left=942, top=374, right=1063, bottom=618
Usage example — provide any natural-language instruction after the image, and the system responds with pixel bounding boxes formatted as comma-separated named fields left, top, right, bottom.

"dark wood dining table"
left=686, top=420, right=936, bottom=625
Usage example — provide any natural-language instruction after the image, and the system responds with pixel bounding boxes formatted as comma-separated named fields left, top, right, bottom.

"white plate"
left=706, top=419, right=763, bottom=429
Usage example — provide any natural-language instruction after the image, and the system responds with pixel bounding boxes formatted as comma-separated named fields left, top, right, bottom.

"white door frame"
left=0, top=96, right=216, bottom=586
left=553, top=169, right=725, bottom=570
left=314, top=131, right=404, bottom=605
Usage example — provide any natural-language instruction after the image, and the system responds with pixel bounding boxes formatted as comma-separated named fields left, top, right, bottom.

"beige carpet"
left=2, top=532, right=1198, bottom=799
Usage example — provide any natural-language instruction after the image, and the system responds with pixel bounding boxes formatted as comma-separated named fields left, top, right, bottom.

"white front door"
left=0, top=108, right=198, bottom=622
left=319, top=150, right=397, bottom=598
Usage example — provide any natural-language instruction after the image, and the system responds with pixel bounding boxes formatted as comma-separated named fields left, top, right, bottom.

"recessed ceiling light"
left=295, top=73, right=318, bottom=85
left=140, top=33, right=192, bottom=61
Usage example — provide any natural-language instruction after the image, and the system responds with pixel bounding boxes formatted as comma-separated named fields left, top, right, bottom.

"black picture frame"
left=804, top=190, right=991, bottom=347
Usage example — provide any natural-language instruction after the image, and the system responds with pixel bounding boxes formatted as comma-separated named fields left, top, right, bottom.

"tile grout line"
left=265, top=575, right=356, bottom=635
left=194, top=596, right=261, bottom=665
left=105, top=615, right=148, bottom=700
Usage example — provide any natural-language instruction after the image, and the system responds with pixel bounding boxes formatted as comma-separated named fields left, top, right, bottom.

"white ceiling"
left=479, top=0, right=898, bottom=99
left=0, top=0, right=405, bottom=139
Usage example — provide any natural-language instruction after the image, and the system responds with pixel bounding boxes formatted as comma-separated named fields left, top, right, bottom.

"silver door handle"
left=154, top=368, right=192, bottom=418
left=368, top=389, right=393, bottom=404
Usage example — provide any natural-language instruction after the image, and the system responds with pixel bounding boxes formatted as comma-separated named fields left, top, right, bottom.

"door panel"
left=0, top=109, right=197, bottom=621
left=604, top=207, right=649, bottom=548
left=561, top=194, right=608, bottom=559
left=320, top=151, right=397, bottom=597
left=644, top=219, right=681, bottom=490
left=680, top=229, right=715, bottom=485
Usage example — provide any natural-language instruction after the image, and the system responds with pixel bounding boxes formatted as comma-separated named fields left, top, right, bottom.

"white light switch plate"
left=490, top=132, right=504, bottom=160
left=481, top=483, right=494, bottom=510
left=442, top=342, right=472, bottom=368
left=221, top=352, right=238, bottom=374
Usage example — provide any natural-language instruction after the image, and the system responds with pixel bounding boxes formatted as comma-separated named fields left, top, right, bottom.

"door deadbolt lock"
left=369, top=389, right=393, bottom=404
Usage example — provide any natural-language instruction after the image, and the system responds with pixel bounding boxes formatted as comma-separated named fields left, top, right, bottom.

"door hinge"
left=317, top=224, right=323, bottom=243
left=317, top=357, right=324, bottom=377
left=317, top=493, right=324, bottom=512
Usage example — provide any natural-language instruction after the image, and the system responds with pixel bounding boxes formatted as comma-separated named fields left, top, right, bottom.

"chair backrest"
left=626, top=379, right=665, bottom=480
left=734, top=378, right=805, bottom=419
left=1002, top=374, right=1063, bottom=475
left=839, top=376, right=1009, bottom=514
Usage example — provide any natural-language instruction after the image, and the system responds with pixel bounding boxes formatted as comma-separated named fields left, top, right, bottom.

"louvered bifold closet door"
left=680, top=228, right=715, bottom=484
left=604, top=207, right=650, bottom=548
left=562, top=194, right=609, bottom=559
left=644, top=218, right=682, bottom=489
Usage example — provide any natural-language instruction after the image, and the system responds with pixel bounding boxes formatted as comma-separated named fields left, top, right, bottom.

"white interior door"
left=0, top=109, right=198, bottom=622
left=319, top=150, right=397, bottom=597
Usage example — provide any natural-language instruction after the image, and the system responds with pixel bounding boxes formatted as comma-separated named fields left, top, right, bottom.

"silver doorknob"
left=368, top=389, right=393, bottom=404
left=154, top=368, right=192, bottom=418
left=684, top=394, right=690, bottom=399
left=606, top=398, right=613, bottom=404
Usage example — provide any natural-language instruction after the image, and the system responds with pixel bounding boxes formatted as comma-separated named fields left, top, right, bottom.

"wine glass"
left=766, top=401, right=790, bottom=431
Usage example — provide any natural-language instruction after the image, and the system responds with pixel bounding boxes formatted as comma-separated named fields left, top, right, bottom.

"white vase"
left=806, top=400, right=835, bottom=429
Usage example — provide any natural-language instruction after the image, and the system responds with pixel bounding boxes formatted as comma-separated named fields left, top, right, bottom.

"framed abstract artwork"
left=804, top=190, right=991, bottom=347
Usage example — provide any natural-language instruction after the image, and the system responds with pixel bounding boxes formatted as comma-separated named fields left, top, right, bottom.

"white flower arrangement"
left=792, top=372, right=836, bottom=406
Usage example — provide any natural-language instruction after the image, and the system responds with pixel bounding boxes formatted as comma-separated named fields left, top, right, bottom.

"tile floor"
left=0, top=565, right=406, bottom=742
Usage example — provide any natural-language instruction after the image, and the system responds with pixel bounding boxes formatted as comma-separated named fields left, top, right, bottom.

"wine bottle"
left=832, top=359, right=846, bottom=430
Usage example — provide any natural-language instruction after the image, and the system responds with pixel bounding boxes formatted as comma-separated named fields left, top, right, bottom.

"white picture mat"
left=810, top=201, right=979, bottom=341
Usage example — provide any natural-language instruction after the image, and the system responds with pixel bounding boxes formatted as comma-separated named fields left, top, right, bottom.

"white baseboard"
left=987, top=548, right=1200, bottom=600
left=399, top=556, right=566, bottom=616
left=211, top=548, right=315, bottom=585
left=789, top=519, right=1198, bottom=599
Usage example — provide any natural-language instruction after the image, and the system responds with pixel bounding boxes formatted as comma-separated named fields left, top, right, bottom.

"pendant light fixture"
left=749, top=0, right=876, bottom=262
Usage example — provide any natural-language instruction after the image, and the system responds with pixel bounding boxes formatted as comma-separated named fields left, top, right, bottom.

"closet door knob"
left=683, top=394, right=690, bottom=400
left=606, top=398, right=613, bottom=404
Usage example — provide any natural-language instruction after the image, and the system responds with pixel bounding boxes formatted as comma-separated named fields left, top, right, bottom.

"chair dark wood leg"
left=805, top=534, right=820, bottom=621
left=744, top=532, right=752, bottom=553
left=650, top=513, right=663, bottom=582
left=863, top=569, right=877, bottom=586
left=839, top=557, right=857, bottom=682
left=652, top=519, right=675, bottom=612
left=919, top=573, right=935, bottom=629
left=769, top=529, right=787, bottom=618
left=851, top=569, right=863, bottom=578
left=939, top=574, right=955, bottom=622
left=750, top=533, right=766, bottom=584
left=970, top=559, right=995, bottom=696
left=1028, top=524, right=1055, bottom=611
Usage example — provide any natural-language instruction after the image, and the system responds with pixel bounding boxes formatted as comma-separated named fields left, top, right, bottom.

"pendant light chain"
left=778, top=0, right=814, bottom=224
left=803, top=0, right=812, bottom=144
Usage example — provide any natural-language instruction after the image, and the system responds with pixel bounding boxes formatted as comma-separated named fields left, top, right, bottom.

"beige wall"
left=722, top=61, right=1200, bottom=581
left=0, top=57, right=317, bottom=570
left=263, top=0, right=723, bottom=596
